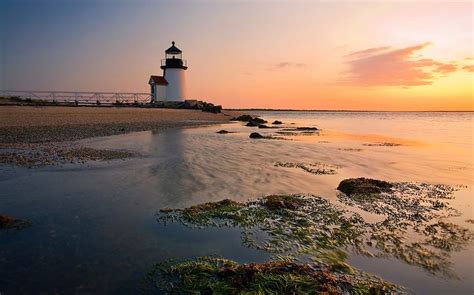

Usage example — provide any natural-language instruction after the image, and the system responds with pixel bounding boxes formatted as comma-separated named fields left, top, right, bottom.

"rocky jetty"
left=155, top=100, right=222, bottom=113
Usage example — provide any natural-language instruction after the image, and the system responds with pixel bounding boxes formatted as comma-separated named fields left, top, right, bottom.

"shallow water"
left=1, top=111, right=473, bottom=294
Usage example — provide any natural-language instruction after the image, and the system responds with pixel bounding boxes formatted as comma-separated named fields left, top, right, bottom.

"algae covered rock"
left=263, top=195, right=306, bottom=210
left=0, top=215, right=32, bottom=230
left=337, top=178, right=393, bottom=196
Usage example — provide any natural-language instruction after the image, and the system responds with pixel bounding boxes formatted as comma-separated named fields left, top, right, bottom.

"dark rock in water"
left=232, top=115, right=267, bottom=124
left=258, top=125, right=279, bottom=129
left=231, top=114, right=254, bottom=122
left=337, top=178, right=393, bottom=196
left=272, top=120, right=283, bottom=125
left=296, top=127, right=318, bottom=131
left=216, top=130, right=231, bottom=134
left=200, top=102, right=222, bottom=113
left=252, top=117, right=267, bottom=124
left=0, top=215, right=32, bottom=230
left=246, top=120, right=261, bottom=127
left=249, top=132, right=264, bottom=139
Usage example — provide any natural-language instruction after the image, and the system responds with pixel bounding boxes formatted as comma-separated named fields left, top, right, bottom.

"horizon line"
left=225, top=108, right=474, bottom=113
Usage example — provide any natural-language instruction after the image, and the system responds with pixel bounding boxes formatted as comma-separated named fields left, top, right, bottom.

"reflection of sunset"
left=315, top=130, right=425, bottom=147
left=1, top=1, right=472, bottom=110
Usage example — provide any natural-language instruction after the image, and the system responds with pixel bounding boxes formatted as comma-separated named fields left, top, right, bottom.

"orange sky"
left=1, top=1, right=473, bottom=110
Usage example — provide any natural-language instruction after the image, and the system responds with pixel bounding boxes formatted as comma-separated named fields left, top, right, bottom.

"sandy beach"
left=0, top=105, right=236, bottom=167
left=0, top=106, right=233, bottom=144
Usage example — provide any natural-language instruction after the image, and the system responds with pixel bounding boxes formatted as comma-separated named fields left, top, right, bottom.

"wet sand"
left=0, top=106, right=234, bottom=143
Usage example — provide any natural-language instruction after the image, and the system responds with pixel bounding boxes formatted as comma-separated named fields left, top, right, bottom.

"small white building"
left=149, top=41, right=188, bottom=102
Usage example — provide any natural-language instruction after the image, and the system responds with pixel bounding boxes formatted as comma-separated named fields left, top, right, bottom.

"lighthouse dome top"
left=165, top=41, right=182, bottom=54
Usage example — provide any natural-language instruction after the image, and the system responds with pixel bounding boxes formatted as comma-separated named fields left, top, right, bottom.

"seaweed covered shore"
left=156, top=178, right=473, bottom=293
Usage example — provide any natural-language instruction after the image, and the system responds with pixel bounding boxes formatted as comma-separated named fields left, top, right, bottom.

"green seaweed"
left=159, top=181, right=473, bottom=277
left=158, top=195, right=366, bottom=261
left=337, top=179, right=473, bottom=276
left=149, top=256, right=401, bottom=294
left=274, top=161, right=340, bottom=175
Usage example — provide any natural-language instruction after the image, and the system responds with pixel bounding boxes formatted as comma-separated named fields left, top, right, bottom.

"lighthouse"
left=149, top=41, right=188, bottom=102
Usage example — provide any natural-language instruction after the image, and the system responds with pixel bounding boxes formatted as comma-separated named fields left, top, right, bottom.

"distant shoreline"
left=225, top=108, right=473, bottom=113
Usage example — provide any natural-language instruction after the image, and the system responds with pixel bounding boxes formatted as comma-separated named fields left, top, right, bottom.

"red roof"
left=149, top=75, right=168, bottom=85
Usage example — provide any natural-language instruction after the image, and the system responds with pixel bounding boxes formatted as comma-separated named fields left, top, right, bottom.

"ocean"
left=1, top=111, right=473, bottom=294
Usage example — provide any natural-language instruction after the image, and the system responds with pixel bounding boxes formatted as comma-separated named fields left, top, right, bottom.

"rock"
left=337, top=178, right=393, bottom=196
left=272, top=120, right=283, bottom=125
left=201, top=102, right=222, bottom=113
left=231, top=115, right=254, bottom=122
left=249, top=132, right=264, bottom=139
left=252, top=117, right=267, bottom=124
left=0, top=215, right=32, bottom=230
left=216, top=130, right=231, bottom=134
left=296, top=127, right=318, bottom=131
left=231, top=115, right=267, bottom=124
left=184, top=99, right=199, bottom=109
left=246, top=121, right=261, bottom=127
left=258, top=125, right=279, bottom=129
left=263, top=195, right=306, bottom=210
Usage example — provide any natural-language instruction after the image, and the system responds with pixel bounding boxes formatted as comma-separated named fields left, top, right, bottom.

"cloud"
left=344, top=46, right=391, bottom=58
left=342, top=43, right=459, bottom=87
left=462, top=65, right=474, bottom=72
left=271, top=62, right=306, bottom=70
left=435, top=63, right=457, bottom=74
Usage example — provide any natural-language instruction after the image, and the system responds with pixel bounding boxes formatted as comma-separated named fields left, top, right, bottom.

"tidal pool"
left=0, top=111, right=472, bottom=294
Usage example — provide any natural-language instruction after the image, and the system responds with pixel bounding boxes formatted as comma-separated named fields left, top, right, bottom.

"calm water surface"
left=1, top=111, right=473, bottom=294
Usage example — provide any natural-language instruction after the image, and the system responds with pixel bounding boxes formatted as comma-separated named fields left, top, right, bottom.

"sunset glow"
left=1, top=1, right=472, bottom=110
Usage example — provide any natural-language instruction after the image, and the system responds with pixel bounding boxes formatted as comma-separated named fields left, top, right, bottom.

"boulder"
left=246, top=121, right=261, bottom=127
left=249, top=132, right=264, bottom=139
left=337, top=178, right=393, bottom=196
left=252, top=117, right=267, bottom=124
left=231, top=115, right=267, bottom=123
left=296, top=127, right=318, bottom=131
left=272, top=120, right=283, bottom=125
left=200, top=102, right=222, bottom=113
left=231, top=114, right=254, bottom=122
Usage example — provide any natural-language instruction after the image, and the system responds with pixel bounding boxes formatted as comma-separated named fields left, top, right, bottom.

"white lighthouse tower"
left=162, top=41, right=188, bottom=101
left=149, top=41, right=188, bottom=102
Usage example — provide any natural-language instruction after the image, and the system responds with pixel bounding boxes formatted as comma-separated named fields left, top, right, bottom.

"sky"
left=1, top=0, right=473, bottom=111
